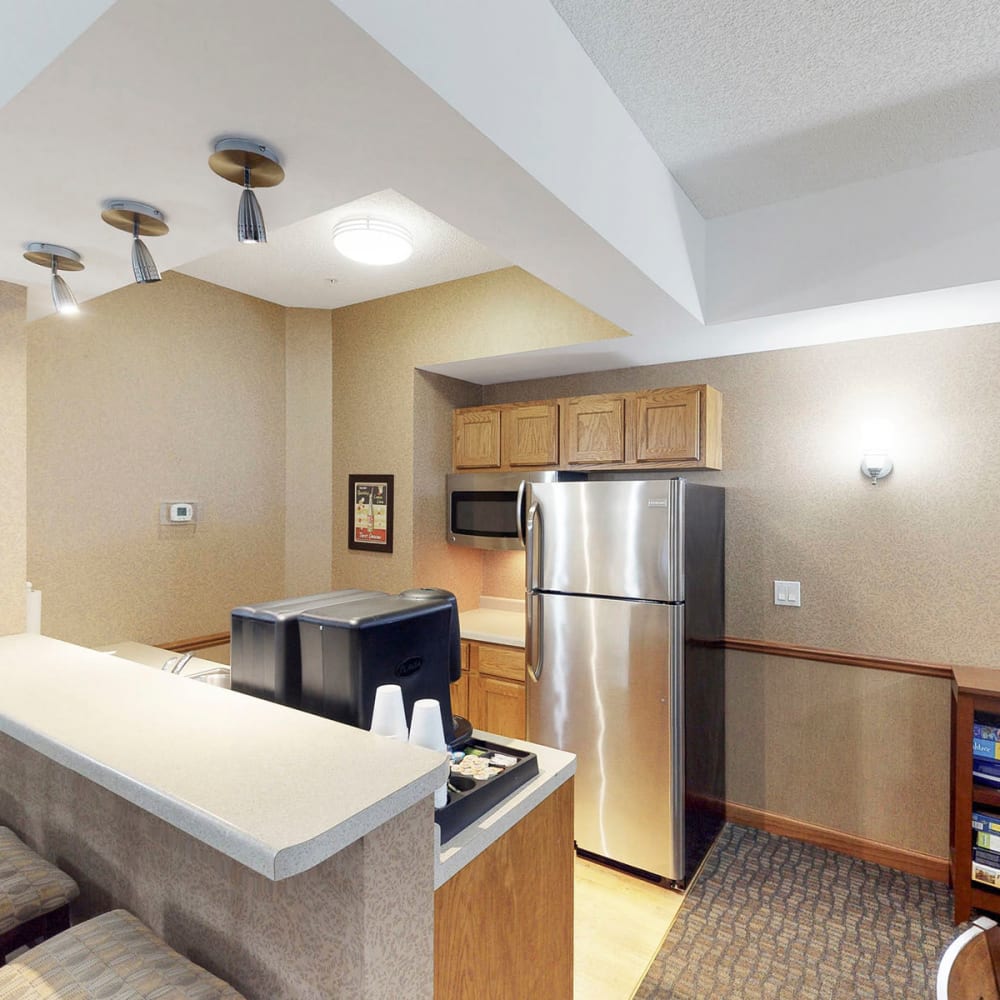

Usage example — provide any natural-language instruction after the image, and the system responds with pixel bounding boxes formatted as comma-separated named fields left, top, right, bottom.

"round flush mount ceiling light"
left=332, top=218, right=413, bottom=265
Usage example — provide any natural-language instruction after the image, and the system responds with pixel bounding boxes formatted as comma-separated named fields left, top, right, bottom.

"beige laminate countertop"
left=459, top=599, right=525, bottom=648
left=0, top=634, right=448, bottom=882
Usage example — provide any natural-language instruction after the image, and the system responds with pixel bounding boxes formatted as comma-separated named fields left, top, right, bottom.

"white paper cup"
left=370, top=684, right=408, bottom=741
left=408, top=698, right=447, bottom=751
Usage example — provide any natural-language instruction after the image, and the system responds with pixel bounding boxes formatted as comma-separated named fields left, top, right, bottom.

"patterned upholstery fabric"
left=0, top=828, right=78, bottom=935
left=0, top=909, right=246, bottom=999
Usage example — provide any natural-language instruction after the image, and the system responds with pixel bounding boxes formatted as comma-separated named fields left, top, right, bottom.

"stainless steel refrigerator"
left=524, top=477, right=725, bottom=885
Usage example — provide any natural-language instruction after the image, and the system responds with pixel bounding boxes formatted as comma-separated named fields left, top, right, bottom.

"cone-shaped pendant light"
left=101, top=201, right=167, bottom=284
left=209, top=138, right=284, bottom=244
left=23, top=243, right=83, bottom=315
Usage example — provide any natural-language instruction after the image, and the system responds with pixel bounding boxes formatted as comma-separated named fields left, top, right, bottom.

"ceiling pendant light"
left=208, top=137, right=284, bottom=244
left=23, top=243, right=84, bottom=315
left=332, top=217, right=414, bottom=265
left=101, top=200, right=168, bottom=283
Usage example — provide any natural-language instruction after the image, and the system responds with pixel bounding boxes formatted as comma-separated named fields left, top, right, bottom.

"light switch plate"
left=774, top=580, right=801, bottom=607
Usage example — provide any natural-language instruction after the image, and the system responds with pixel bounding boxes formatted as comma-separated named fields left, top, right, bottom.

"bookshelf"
left=951, top=665, right=1000, bottom=922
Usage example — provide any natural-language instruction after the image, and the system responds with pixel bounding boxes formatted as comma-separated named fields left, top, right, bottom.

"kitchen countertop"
left=459, top=596, right=525, bottom=648
left=434, top=732, right=574, bottom=888
left=0, top=634, right=448, bottom=881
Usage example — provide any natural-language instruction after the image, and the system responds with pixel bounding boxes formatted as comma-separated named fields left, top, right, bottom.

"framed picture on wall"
left=348, top=474, right=394, bottom=553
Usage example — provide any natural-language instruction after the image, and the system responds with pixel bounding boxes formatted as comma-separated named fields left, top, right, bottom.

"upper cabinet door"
left=561, top=395, right=626, bottom=465
left=503, top=403, right=559, bottom=468
left=633, top=387, right=702, bottom=464
left=453, top=407, right=501, bottom=469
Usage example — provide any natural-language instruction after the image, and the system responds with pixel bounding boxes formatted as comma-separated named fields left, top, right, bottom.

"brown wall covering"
left=484, top=324, right=1000, bottom=667
left=477, top=323, right=1000, bottom=857
left=0, top=283, right=27, bottom=634
left=26, top=273, right=287, bottom=647
left=285, top=308, right=334, bottom=596
left=328, top=267, right=624, bottom=599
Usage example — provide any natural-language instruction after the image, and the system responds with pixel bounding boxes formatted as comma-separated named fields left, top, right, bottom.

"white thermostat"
left=169, top=503, right=194, bottom=522
left=160, top=501, right=198, bottom=525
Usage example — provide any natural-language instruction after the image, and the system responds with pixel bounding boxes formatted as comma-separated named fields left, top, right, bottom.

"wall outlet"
left=774, top=580, right=801, bottom=606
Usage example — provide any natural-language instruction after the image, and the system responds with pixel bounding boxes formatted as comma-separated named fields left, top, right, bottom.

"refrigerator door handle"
left=525, top=500, right=541, bottom=591
left=526, top=593, right=543, bottom=682
left=515, top=479, right=527, bottom=546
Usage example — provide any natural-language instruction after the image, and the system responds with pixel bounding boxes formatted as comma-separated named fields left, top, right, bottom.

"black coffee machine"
left=298, top=587, right=472, bottom=748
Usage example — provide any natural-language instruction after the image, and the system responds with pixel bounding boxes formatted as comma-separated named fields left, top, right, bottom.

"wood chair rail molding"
left=158, top=632, right=229, bottom=653
left=723, top=636, right=956, bottom=680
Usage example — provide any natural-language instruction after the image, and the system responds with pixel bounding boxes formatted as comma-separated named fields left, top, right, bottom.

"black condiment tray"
left=436, top=738, right=539, bottom=844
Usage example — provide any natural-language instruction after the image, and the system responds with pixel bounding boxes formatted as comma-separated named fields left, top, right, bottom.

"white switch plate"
left=774, top=580, right=801, bottom=606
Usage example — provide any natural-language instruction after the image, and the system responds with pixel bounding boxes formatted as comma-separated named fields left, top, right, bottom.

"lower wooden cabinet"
left=451, top=640, right=526, bottom=740
left=434, top=778, right=574, bottom=999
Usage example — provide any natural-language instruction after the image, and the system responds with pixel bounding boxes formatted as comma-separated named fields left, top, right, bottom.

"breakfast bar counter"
left=0, top=633, right=575, bottom=999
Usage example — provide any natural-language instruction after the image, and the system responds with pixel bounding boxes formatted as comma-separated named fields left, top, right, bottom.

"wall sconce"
left=860, top=453, right=893, bottom=485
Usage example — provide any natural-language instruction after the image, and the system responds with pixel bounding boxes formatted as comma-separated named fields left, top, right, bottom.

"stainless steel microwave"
left=446, top=471, right=573, bottom=550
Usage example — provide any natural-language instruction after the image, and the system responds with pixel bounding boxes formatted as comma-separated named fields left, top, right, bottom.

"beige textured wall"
left=26, top=273, right=287, bottom=647
left=479, top=322, right=1000, bottom=857
left=0, top=283, right=27, bottom=635
left=412, top=371, right=483, bottom=609
left=285, top=309, right=334, bottom=596
left=330, top=267, right=624, bottom=598
left=485, top=323, right=1000, bottom=666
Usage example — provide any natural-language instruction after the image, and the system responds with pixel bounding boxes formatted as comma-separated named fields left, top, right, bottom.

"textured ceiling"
left=549, top=0, right=1000, bottom=216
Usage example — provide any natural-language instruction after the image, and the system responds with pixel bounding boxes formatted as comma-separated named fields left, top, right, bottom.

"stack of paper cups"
left=409, top=698, right=448, bottom=809
left=25, top=583, right=41, bottom=635
left=369, top=685, right=408, bottom=741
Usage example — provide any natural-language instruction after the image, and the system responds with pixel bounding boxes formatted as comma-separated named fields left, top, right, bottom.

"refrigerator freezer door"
left=527, top=479, right=683, bottom=602
left=527, top=592, right=684, bottom=879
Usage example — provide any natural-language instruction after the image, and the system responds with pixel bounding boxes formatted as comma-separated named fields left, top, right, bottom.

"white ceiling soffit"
left=549, top=0, right=1000, bottom=218
left=178, top=190, right=509, bottom=310
left=0, top=0, right=115, bottom=107
left=5, top=0, right=1000, bottom=385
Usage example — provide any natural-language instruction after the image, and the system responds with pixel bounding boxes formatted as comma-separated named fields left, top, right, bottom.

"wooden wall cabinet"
left=452, top=640, right=526, bottom=740
left=454, top=384, right=721, bottom=472
left=561, top=394, right=627, bottom=466
left=453, top=404, right=559, bottom=471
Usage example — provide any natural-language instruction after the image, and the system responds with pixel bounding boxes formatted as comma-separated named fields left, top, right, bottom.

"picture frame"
left=348, top=474, right=394, bottom=553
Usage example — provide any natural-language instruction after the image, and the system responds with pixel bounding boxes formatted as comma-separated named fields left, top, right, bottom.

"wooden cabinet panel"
left=434, top=779, right=574, bottom=999
left=477, top=644, right=526, bottom=682
left=479, top=676, right=526, bottom=740
left=502, top=403, right=559, bottom=468
left=561, top=395, right=626, bottom=465
left=464, top=641, right=526, bottom=739
left=453, top=407, right=501, bottom=469
left=449, top=671, right=469, bottom=720
left=633, top=387, right=701, bottom=464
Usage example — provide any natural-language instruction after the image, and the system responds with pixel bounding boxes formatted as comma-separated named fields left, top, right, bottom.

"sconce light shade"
left=332, top=218, right=413, bottom=265
left=861, top=453, right=893, bottom=485
left=209, top=137, right=284, bottom=245
left=101, top=201, right=167, bottom=284
left=23, top=242, right=84, bottom=315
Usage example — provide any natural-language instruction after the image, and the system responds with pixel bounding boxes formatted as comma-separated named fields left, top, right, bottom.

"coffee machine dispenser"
left=298, top=588, right=471, bottom=748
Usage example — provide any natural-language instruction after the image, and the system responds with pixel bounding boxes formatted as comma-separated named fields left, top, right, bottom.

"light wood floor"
left=573, top=856, right=684, bottom=1000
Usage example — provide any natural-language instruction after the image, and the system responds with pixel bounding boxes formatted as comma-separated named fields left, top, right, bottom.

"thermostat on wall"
left=160, top=501, right=198, bottom=525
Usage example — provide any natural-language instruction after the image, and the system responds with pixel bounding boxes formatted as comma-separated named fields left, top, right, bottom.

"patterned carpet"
left=635, top=823, right=964, bottom=999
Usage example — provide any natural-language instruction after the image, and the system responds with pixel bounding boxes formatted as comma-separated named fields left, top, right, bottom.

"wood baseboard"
left=725, top=801, right=949, bottom=883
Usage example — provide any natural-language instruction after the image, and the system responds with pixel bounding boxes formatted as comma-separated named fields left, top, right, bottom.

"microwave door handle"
left=515, top=480, right=527, bottom=546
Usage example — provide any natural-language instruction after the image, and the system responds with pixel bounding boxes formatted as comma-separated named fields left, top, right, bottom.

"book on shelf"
left=973, top=758, right=1000, bottom=786
left=973, top=811, right=1000, bottom=839
left=972, top=856, right=1000, bottom=888
left=974, top=734, right=1000, bottom=760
